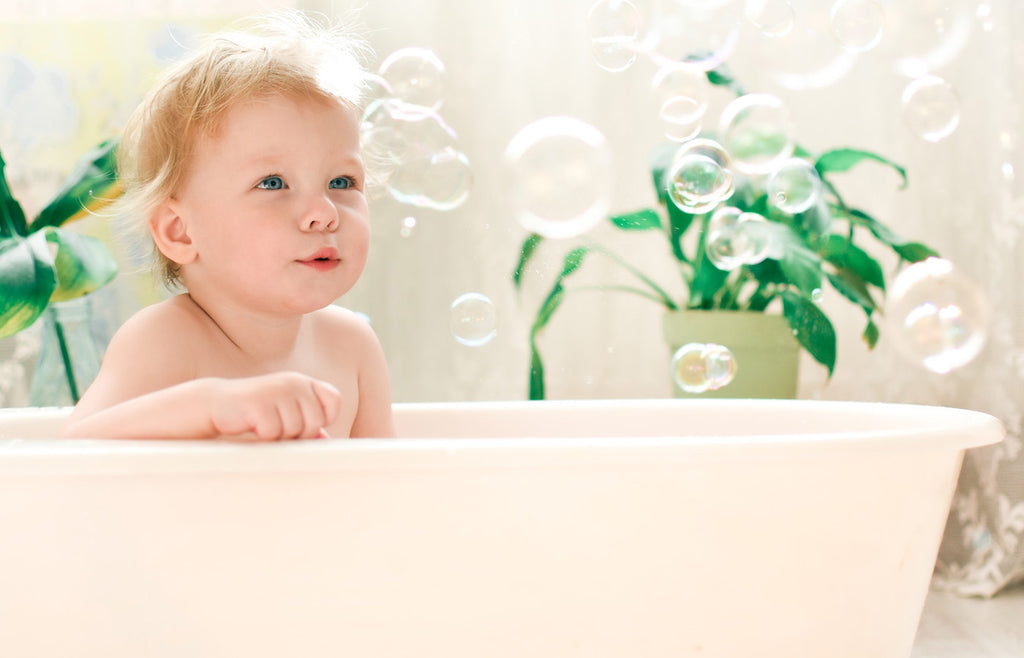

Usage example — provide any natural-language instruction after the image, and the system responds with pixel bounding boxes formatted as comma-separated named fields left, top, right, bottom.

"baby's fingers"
left=310, top=379, right=342, bottom=428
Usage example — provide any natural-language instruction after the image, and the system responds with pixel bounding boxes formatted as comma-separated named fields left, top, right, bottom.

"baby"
left=62, top=12, right=395, bottom=440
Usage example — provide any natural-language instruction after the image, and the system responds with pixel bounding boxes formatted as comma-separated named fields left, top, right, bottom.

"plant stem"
left=52, top=316, right=81, bottom=403
left=590, top=245, right=679, bottom=310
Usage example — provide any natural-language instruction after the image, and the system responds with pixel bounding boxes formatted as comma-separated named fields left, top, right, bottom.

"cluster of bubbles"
left=670, top=342, right=738, bottom=393
left=449, top=292, right=498, bottom=347
left=884, top=258, right=991, bottom=374
left=360, top=48, right=473, bottom=214
left=582, top=0, right=964, bottom=144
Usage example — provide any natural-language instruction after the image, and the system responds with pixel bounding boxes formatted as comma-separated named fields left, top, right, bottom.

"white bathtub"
left=0, top=399, right=1003, bottom=658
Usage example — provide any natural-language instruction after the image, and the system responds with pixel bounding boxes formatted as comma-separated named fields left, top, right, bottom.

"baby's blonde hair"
left=118, top=10, right=371, bottom=288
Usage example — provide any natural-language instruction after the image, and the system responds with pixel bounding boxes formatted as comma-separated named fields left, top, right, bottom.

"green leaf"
left=826, top=269, right=876, bottom=312
left=528, top=340, right=545, bottom=400
left=665, top=200, right=695, bottom=262
left=814, top=148, right=908, bottom=190
left=704, top=63, right=747, bottom=96
left=689, top=248, right=729, bottom=308
left=0, top=148, right=28, bottom=238
left=0, top=232, right=57, bottom=338
left=29, top=138, right=121, bottom=231
left=512, top=233, right=543, bottom=290
left=820, top=234, right=885, bottom=290
left=780, top=289, right=836, bottom=376
left=777, top=241, right=824, bottom=297
left=610, top=208, right=662, bottom=231
left=561, top=246, right=589, bottom=278
left=862, top=318, right=880, bottom=349
left=892, top=241, right=939, bottom=263
left=44, top=227, right=119, bottom=302
left=838, top=207, right=939, bottom=262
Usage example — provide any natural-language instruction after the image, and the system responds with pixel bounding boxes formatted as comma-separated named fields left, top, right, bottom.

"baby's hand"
left=208, top=372, right=342, bottom=441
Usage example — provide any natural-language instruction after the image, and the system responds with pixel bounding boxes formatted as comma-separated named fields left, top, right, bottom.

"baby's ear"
left=149, top=200, right=197, bottom=266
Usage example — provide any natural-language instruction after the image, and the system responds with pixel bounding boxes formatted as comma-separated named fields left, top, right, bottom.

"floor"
left=911, top=584, right=1024, bottom=657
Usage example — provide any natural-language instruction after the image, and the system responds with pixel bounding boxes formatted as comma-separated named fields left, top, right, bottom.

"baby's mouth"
left=298, top=247, right=340, bottom=269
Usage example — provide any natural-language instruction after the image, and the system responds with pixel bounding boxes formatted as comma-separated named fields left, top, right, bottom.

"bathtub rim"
left=0, top=398, right=1004, bottom=476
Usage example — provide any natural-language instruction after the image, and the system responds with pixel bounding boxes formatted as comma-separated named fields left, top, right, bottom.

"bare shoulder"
left=68, top=295, right=212, bottom=420
left=105, top=295, right=212, bottom=364
left=310, top=304, right=379, bottom=347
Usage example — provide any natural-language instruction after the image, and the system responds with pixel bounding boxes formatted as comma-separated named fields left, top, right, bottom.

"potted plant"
left=512, top=67, right=938, bottom=400
left=0, top=140, right=121, bottom=404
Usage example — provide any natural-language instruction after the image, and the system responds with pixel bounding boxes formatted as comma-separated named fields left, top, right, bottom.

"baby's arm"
left=63, top=373, right=342, bottom=441
left=61, top=303, right=341, bottom=441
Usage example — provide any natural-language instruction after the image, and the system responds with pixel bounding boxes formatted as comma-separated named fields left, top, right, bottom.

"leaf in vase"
left=44, top=227, right=119, bottom=302
left=0, top=232, right=57, bottom=338
left=781, top=289, right=837, bottom=376
left=814, top=148, right=908, bottom=189
left=29, top=139, right=121, bottom=231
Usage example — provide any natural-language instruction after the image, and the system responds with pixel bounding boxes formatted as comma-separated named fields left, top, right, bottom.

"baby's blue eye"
left=257, top=176, right=285, bottom=190
left=329, top=176, right=354, bottom=190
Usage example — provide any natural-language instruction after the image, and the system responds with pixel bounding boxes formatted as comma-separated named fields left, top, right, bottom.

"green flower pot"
left=662, top=310, right=800, bottom=399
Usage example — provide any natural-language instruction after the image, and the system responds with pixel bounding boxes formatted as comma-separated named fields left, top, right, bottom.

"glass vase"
left=28, top=297, right=102, bottom=407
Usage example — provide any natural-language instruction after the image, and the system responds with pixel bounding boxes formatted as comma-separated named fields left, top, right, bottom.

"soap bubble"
left=759, top=3, right=858, bottom=90
left=705, top=207, right=771, bottom=270
left=666, top=138, right=734, bottom=214
left=651, top=64, right=709, bottom=142
left=588, top=0, right=641, bottom=72
left=639, top=0, right=742, bottom=71
left=361, top=99, right=458, bottom=165
left=766, top=158, right=823, bottom=214
left=399, top=215, right=417, bottom=238
left=504, top=116, right=612, bottom=239
left=378, top=47, right=446, bottom=111
left=719, top=93, right=795, bottom=175
left=885, top=258, right=990, bottom=374
left=450, top=293, right=498, bottom=347
left=671, top=342, right=737, bottom=393
left=361, top=98, right=469, bottom=207
left=388, top=146, right=472, bottom=211
left=745, top=0, right=795, bottom=37
left=882, top=0, right=973, bottom=78
left=830, top=0, right=886, bottom=52
left=901, top=75, right=960, bottom=143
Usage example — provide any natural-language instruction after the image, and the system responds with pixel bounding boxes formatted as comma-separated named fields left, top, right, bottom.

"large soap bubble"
left=758, top=1, right=857, bottom=91
left=884, top=258, right=991, bottom=374
left=388, top=146, right=473, bottom=211
left=901, top=75, right=961, bottom=143
left=830, top=0, right=885, bottom=53
left=651, top=64, right=709, bottom=142
left=719, top=93, right=795, bottom=176
left=705, top=207, right=771, bottom=271
left=766, top=158, right=823, bottom=215
left=882, top=0, right=974, bottom=78
left=666, top=138, right=734, bottom=215
left=361, top=98, right=472, bottom=209
left=378, top=47, right=446, bottom=111
left=504, top=116, right=613, bottom=239
left=745, top=0, right=796, bottom=37
left=671, top=342, right=737, bottom=393
left=638, top=0, right=743, bottom=71
left=450, top=293, right=498, bottom=347
left=588, top=0, right=642, bottom=72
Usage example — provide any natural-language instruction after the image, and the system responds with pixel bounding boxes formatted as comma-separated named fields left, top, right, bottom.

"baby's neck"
left=182, top=293, right=308, bottom=367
